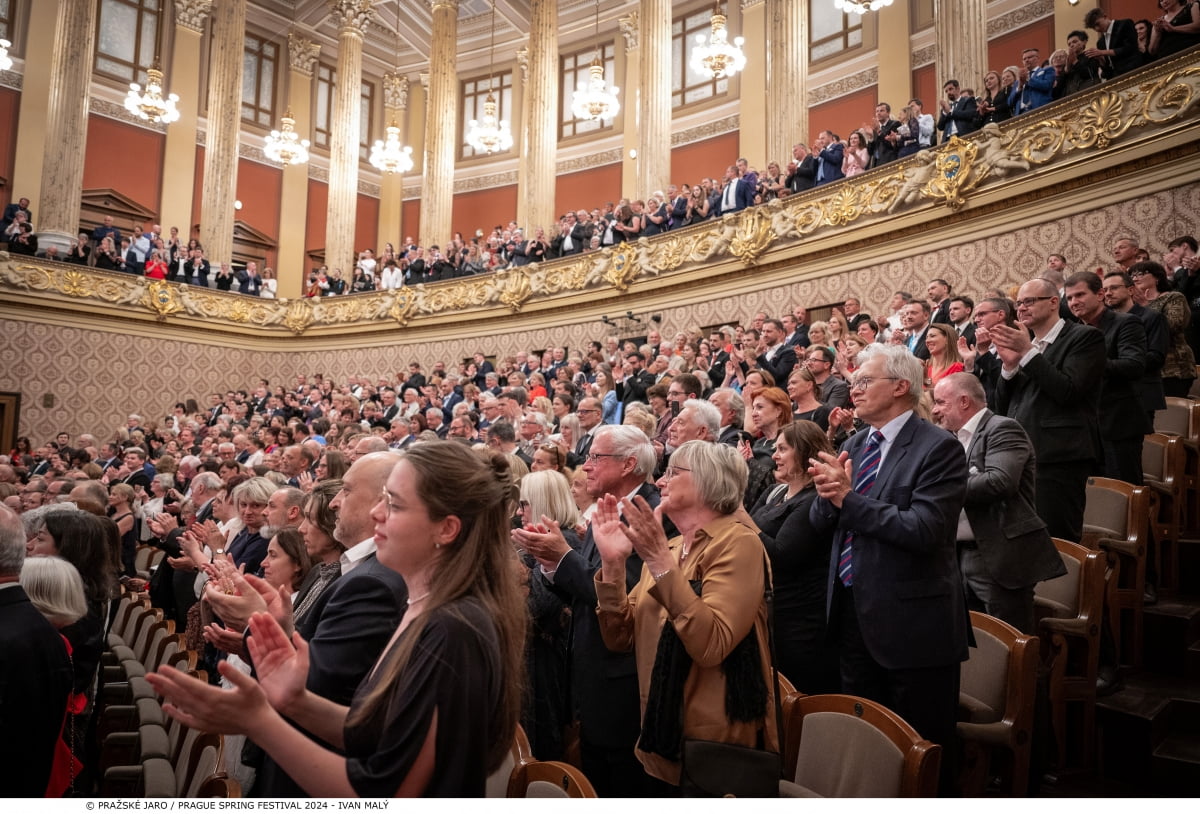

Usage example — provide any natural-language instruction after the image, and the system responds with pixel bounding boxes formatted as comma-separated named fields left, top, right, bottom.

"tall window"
left=0, top=0, right=14, bottom=44
left=559, top=41, right=617, bottom=140
left=314, top=62, right=334, bottom=149
left=809, top=1, right=864, bottom=62
left=95, top=0, right=162, bottom=85
left=359, top=80, right=375, bottom=161
left=242, top=33, right=278, bottom=128
left=460, top=70, right=513, bottom=159
left=312, top=63, right=375, bottom=161
left=671, top=7, right=729, bottom=109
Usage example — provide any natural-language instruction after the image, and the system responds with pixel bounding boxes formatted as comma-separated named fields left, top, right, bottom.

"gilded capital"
left=430, top=0, right=460, bottom=12
left=619, top=12, right=639, bottom=52
left=173, top=0, right=213, bottom=33
left=288, top=33, right=321, bottom=77
left=329, top=0, right=374, bottom=35
left=515, top=47, right=529, bottom=81
left=741, top=0, right=765, bottom=9
left=384, top=73, right=410, bottom=110
left=419, top=72, right=430, bottom=91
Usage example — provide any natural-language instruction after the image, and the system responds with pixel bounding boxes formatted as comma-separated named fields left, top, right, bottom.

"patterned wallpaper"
left=4, top=181, right=1197, bottom=445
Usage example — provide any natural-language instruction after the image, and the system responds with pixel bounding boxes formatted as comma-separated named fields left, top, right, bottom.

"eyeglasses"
left=1015, top=296, right=1055, bottom=308
left=1129, top=270, right=1147, bottom=279
left=849, top=376, right=900, bottom=391
left=576, top=408, right=601, bottom=414
left=585, top=452, right=625, bottom=463
left=664, top=465, right=692, bottom=480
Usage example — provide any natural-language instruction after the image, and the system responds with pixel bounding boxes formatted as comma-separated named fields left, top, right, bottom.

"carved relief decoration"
left=618, top=12, right=639, bottom=52
left=672, top=115, right=740, bottom=147
left=330, top=0, right=375, bottom=34
left=515, top=48, right=529, bottom=81
left=556, top=149, right=623, bottom=174
left=808, top=67, right=879, bottom=107
left=911, top=45, right=937, bottom=69
left=987, top=0, right=1054, bottom=38
left=3, top=58, right=1198, bottom=336
left=383, top=73, right=409, bottom=110
left=288, top=33, right=322, bottom=76
left=0, top=69, right=21, bottom=90
left=173, top=0, right=213, bottom=33
left=90, top=98, right=167, bottom=133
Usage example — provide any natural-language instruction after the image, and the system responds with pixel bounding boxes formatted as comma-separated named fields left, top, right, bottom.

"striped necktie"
left=837, top=430, right=885, bottom=587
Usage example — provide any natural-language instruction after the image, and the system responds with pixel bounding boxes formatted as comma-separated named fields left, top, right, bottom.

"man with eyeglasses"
left=990, top=278, right=1105, bottom=542
left=512, top=426, right=665, bottom=796
left=809, top=344, right=969, bottom=793
left=805, top=346, right=852, bottom=409
left=569, top=397, right=605, bottom=465
left=960, top=296, right=1016, bottom=409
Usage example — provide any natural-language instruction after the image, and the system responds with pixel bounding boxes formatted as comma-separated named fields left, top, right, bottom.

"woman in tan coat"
left=593, top=440, right=777, bottom=789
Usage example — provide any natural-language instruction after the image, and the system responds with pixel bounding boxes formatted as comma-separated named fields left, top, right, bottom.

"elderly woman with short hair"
left=593, top=440, right=777, bottom=790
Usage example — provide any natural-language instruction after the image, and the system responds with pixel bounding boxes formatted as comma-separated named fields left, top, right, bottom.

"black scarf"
left=636, top=579, right=768, bottom=761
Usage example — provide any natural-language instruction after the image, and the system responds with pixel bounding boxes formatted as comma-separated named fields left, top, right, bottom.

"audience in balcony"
left=1150, top=0, right=1200, bottom=57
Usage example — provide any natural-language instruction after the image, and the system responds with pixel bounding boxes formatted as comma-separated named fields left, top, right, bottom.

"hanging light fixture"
left=465, top=0, right=513, bottom=154
left=370, top=3, right=414, bottom=173
left=264, top=109, right=312, bottom=165
left=571, top=0, right=620, bottom=122
left=691, top=5, right=746, bottom=80
left=124, top=59, right=181, bottom=124
left=0, top=39, right=13, bottom=71
left=833, top=0, right=895, bottom=16
left=370, top=120, right=414, bottom=173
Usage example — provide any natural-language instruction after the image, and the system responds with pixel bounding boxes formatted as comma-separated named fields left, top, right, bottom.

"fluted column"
left=35, top=0, right=99, bottom=254
left=11, top=1, right=59, bottom=217
left=325, top=0, right=373, bottom=274
left=277, top=32, right=321, bottom=299
left=618, top=12, right=640, bottom=196
left=420, top=0, right=458, bottom=247
left=376, top=73, right=409, bottom=251
left=934, top=0, right=988, bottom=107
left=766, top=0, right=807, bottom=163
left=637, top=0, right=670, bottom=197
left=518, top=0, right=557, bottom=235
left=160, top=0, right=212, bottom=243
left=200, top=0, right=247, bottom=265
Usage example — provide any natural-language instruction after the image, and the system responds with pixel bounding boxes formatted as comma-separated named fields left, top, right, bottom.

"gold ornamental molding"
left=4, top=52, right=1200, bottom=339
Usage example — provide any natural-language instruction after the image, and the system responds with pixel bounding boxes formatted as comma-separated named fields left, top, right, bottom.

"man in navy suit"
left=810, top=345, right=969, bottom=787
left=716, top=164, right=752, bottom=215
left=814, top=130, right=845, bottom=186
left=513, top=426, right=663, bottom=797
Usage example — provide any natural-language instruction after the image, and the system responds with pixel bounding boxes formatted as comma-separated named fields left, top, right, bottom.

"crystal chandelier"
left=124, top=61, right=181, bottom=124
left=465, top=1, right=513, bottom=154
left=370, top=120, right=414, bottom=173
left=691, top=8, right=746, bottom=80
left=833, top=0, right=895, bottom=15
left=0, top=39, right=12, bottom=71
left=571, top=0, right=620, bottom=121
left=263, top=110, right=311, bottom=166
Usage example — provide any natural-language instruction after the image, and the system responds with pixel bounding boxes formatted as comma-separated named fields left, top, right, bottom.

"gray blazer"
left=962, top=410, right=1067, bottom=589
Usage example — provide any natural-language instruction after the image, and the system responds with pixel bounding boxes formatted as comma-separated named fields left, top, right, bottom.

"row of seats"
left=97, top=588, right=238, bottom=798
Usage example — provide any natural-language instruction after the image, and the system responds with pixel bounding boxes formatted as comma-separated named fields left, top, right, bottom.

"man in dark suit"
left=933, top=374, right=1066, bottom=634
left=710, top=388, right=751, bottom=447
left=514, top=426, right=663, bottom=797
left=814, top=130, right=845, bottom=186
left=715, top=164, right=752, bottom=215
left=868, top=102, right=902, bottom=167
left=786, top=143, right=817, bottom=194
left=936, top=80, right=978, bottom=143
left=216, top=453, right=408, bottom=797
left=963, top=296, right=1016, bottom=409
left=928, top=278, right=953, bottom=326
left=403, top=361, right=427, bottom=394
left=1084, top=8, right=1140, bottom=79
left=1065, top=271, right=1148, bottom=484
left=809, top=345, right=969, bottom=787
left=949, top=295, right=977, bottom=347
left=992, top=279, right=1106, bottom=542
left=755, top=318, right=799, bottom=385
left=0, top=506, right=74, bottom=797
left=896, top=300, right=932, bottom=360
left=1103, top=269, right=1168, bottom=423
left=615, top=351, right=655, bottom=408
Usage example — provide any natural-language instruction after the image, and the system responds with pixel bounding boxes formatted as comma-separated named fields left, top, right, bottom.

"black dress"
left=344, top=597, right=503, bottom=797
left=519, top=529, right=576, bottom=761
left=750, top=483, right=838, bottom=694
left=793, top=405, right=831, bottom=432
left=743, top=436, right=777, bottom=510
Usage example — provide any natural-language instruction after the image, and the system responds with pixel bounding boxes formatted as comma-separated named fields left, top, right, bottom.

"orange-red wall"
left=1109, top=1, right=1157, bottom=24
left=671, top=131, right=740, bottom=183
left=912, top=65, right=937, bottom=110
left=555, top=163, right=622, bottom=220
left=354, top=194, right=380, bottom=262
left=0, top=87, right=19, bottom=212
left=451, top=184, right=519, bottom=240
left=305, top=179, right=328, bottom=268
left=401, top=200, right=421, bottom=247
left=82, top=115, right=165, bottom=217
left=810, top=86, right=879, bottom=148
left=235, top=158, right=282, bottom=269
left=988, top=19, right=1056, bottom=73
left=190, top=146, right=204, bottom=240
